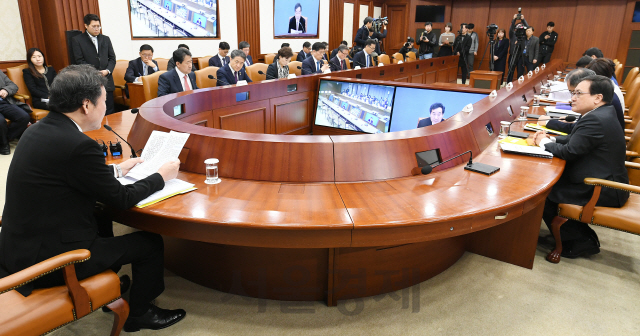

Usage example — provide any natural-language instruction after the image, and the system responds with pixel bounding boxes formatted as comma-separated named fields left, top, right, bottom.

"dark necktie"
left=341, top=59, right=346, bottom=70
left=234, top=71, right=239, bottom=82
left=317, top=61, right=321, bottom=72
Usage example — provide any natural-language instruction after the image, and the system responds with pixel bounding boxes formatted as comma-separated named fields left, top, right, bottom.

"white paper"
left=287, top=74, right=296, bottom=79
left=136, top=178, right=195, bottom=206
left=236, top=80, right=248, bottom=86
left=544, top=107, right=580, bottom=116
left=127, top=130, right=189, bottom=180
left=500, top=142, right=553, bottom=158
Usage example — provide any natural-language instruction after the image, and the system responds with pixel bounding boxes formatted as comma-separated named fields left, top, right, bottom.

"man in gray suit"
left=517, top=26, right=539, bottom=78
left=0, top=72, right=31, bottom=155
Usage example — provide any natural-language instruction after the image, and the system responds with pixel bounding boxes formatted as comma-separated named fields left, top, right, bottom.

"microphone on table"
left=352, top=59, right=368, bottom=68
left=258, top=70, right=278, bottom=80
left=104, top=125, right=138, bottom=158
left=412, top=150, right=499, bottom=176
left=131, top=108, right=139, bottom=114
left=208, top=74, right=231, bottom=86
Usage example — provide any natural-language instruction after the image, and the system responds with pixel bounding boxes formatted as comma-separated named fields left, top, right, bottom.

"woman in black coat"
left=493, top=29, right=510, bottom=84
left=22, top=48, right=56, bottom=110
left=266, top=47, right=294, bottom=80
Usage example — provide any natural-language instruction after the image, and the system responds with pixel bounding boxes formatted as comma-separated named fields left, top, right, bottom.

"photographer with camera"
left=538, top=22, right=558, bottom=65
left=355, top=17, right=374, bottom=51
left=399, top=37, right=418, bottom=61
left=418, top=22, right=437, bottom=59
left=454, top=23, right=472, bottom=84
left=506, top=9, right=528, bottom=83
left=369, top=20, right=388, bottom=55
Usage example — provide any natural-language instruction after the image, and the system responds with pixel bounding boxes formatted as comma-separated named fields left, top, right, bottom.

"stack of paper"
left=544, top=107, right=580, bottom=115
left=498, top=136, right=530, bottom=146
left=499, top=142, right=554, bottom=159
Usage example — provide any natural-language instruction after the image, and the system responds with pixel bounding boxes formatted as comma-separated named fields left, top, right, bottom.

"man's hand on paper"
left=120, top=157, right=144, bottom=176
left=158, top=160, right=181, bottom=181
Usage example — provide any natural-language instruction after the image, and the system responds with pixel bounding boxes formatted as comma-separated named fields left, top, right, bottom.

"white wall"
left=259, top=0, right=330, bottom=54
left=98, top=0, right=237, bottom=61
left=0, top=0, right=27, bottom=61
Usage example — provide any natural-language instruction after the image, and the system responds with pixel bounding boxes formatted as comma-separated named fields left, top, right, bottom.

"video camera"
left=486, top=23, right=498, bottom=38
left=372, top=17, right=388, bottom=34
left=514, top=23, right=526, bottom=40
left=516, top=7, right=522, bottom=20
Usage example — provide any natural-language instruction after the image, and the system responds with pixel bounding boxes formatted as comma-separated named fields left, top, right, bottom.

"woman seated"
left=22, top=48, right=56, bottom=110
left=266, top=47, right=294, bottom=80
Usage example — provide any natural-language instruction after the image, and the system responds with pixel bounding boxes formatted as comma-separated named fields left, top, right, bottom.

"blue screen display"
left=192, top=13, right=207, bottom=28
left=163, top=0, right=173, bottom=11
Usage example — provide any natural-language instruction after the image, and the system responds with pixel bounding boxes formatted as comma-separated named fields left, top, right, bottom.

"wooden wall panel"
left=17, top=0, right=47, bottom=59
left=220, top=108, right=268, bottom=134
left=272, top=93, right=313, bottom=135
left=236, top=0, right=261, bottom=63
left=329, top=0, right=346, bottom=51
left=450, top=0, right=490, bottom=72
left=567, top=0, right=626, bottom=61
left=385, top=4, right=410, bottom=53
left=178, top=110, right=214, bottom=128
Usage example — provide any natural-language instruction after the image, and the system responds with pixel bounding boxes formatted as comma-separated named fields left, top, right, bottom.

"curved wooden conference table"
left=95, top=57, right=566, bottom=305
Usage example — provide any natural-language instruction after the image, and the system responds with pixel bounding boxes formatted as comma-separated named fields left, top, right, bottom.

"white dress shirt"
left=87, top=31, right=98, bottom=53
left=175, top=67, right=192, bottom=92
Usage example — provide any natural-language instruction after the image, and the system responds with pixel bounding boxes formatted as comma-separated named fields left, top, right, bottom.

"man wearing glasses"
left=71, top=14, right=117, bottom=115
left=528, top=75, right=629, bottom=259
left=124, top=44, right=158, bottom=98
left=329, top=45, right=350, bottom=71
left=353, top=39, right=377, bottom=68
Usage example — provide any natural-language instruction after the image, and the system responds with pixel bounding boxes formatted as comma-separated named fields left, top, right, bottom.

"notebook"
left=499, top=142, right=553, bottom=159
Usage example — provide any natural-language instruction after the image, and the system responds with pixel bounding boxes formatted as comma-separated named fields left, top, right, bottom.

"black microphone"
left=352, top=59, right=368, bottom=68
left=258, top=70, right=278, bottom=80
left=104, top=125, right=138, bottom=158
left=413, top=150, right=499, bottom=175
left=208, top=74, right=231, bottom=86
left=131, top=108, right=139, bottom=114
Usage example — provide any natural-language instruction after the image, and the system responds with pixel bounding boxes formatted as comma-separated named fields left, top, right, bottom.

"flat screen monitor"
left=389, top=87, right=487, bottom=132
left=415, top=5, right=445, bottom=22
left=163, top=0, right=173, bottom=11
left=329, top=95, right=334, bottom=102
left=192, top=13, right=207, bottom=28
left=315, top=79, right=396, bottom=134
left=274, top=0, right=320, bottom=38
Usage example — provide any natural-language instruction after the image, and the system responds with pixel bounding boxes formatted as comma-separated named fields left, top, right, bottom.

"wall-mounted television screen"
left=415, top=5, right=446, bottom=23
left=129, top=0, right=218, bottom=38
left=315, top=79, right=395, bottom=134
left=274, top=0, right=320, bottom=38
left=389, top=87, right=487, bottom=132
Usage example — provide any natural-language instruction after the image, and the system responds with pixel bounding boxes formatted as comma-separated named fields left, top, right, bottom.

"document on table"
left=499, top=142, right=553, bottom=159
left=544, top=107, right=580, bottom=116
left=126, top=130, right=189, bottom=180
left=524, top=123, right=568, bottom=135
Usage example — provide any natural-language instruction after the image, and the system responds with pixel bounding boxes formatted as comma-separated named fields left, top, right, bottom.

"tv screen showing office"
left=129, top=0, right=218, bottom=38
left=315, top=80, right=395, bottom=134
left=389, top=88, right=487, bottom=132
left=274, top=0, right=320, bottom=37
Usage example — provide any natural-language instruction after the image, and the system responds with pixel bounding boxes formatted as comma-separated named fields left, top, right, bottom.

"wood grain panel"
left=424, top=70, right=436, bottom=84
left=568, top=0, right=626, bottom=61
left=329, top=0, right=345, bottom=52
left=386, top=4, right=409, bottom=54
left=220, top=108, right=268, bottom=134
left=410, top=73, right=424, bottom=83
left=450, top=0, right=490, bottom=72
left=17, top=0, right=47, bottom=57
left=273, top=96, right=312, bottom=135
left=178, top=110, right=214, bottom=128
left=236, top=0, right=261, bottom=63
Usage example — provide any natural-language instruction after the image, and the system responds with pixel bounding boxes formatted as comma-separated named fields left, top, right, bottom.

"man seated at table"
left=157, top=48, right=198, bottom=97
left=352, top=39, right=377, bottom=68
left=528, top=75, right=629, bottom=258
left=239, top=41, right=253, bottom=67
left=329, top=45, right=349, bottom=72
left=216, top=50, right=253, bottom=86
left=417, top=103, right=445, bottom=128
left=208, top=41, right=230, bottom=67
left=301, top=42, right=330, bottom=75
left=167, top=44, right=192, bottom=72
left=0, top=64, right=186, bottom=332
left=331, top=41, right=349, bottom=59
left=124, top=44, right=158, bottom=98
left=296, top=41, right=311, bottom=62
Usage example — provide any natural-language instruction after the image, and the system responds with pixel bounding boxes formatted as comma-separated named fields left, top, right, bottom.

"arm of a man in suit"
left=71, top=38, right=87, bottom=65
left=546, top=119, right=575, bottom=134
left=0, top=72, right=19, bottom=96
left=301, top=60, right=313, bottom=75
left=105, top=36, right=116, bottom=73
left=67, top=138, right=165, bottom=210
left=190, top=73, right=199, bottom=89
left=124, top=61, right=137, bottom=83
left=354, top=28, right=367, bottom=46
left=157, top=74, right=170, bottom=97
left=532, top=37, right=539, bottom=62
left=544, top=114, right=603, bottom=161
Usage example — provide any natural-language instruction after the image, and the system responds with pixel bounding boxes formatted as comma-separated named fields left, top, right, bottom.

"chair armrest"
left=626, top=161, right=640, bottom=170
left=584, top=178, right=640, bottom=194
left=626, top=136, right=631, bottom=142
left=627, top=151, right=640, bottom=158
left=0, top=249, right=90, bottom=294
left=115, top=84, right=126, bottom=89
left=13, top=94, right=27, bottom=103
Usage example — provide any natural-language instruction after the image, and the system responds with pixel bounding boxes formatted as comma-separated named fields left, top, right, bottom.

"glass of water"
left=204, top=158, right=221, bottom=184
left=519, top=106, right=529, bottom=121
left=499, top=121, right=510, bottom=139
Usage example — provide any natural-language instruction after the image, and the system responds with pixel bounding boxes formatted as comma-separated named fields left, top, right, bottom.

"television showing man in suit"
left=301, top=42, right=329, bottom=75
left=216, top=50, right=254, bottom=86
left=157, top=49, right=198, bottom=97
left=288, top=3, right=306, bottom=34
left=0, top=64, right=186, bottom=332
left=417, top=103, right=445, bottom=128
left=329, top=45, right=349, bottom=72
left=124, top=44, right=159, bottom=98
left=529, top=75, right=629, bottom=259
left=239, top=41, right=253, bottom=67
left=208, top=42, right=230, bottom=67
left=296, top=42, right=312, bottom=62
left=352, top=39, right=377, bottom=68
left=71, top=14, right=117, bottom=115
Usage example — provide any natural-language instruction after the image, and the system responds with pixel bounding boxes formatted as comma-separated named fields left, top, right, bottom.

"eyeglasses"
left=570, top=90, right=592, bottom=98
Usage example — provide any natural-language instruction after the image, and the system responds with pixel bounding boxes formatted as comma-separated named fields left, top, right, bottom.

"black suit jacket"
left=544, top=105, right=629, bottom=207
left=209, top=54, right=230, bottom=68
left=157, top=69, right=198, bottom=96
left=216, top=64, right=253, bottom=86
left=353, top=50, right=374, bottom=68
left=71, top=32, right=116, bottom=91
left=124, top=58, right=159, bottom=83
left=266, top=62, right=289, bottom=79
left=296, top=50, right=310, bottom=62
left=288, top=16, right=306, bottom=33
left=417, top=118, right=433, bottom=128
left=301, top=56, right=324, bottom=75
left=329, top=56, right=347, bottom=72
left=22, top=67, right=56, bottom=110
left=547, top=96, right=625, bottom=134
left=0, top=112, right=164, bottom=296
left=495, top=38, right=510, bottom=60
left=354, top=26, right=370, bottom=49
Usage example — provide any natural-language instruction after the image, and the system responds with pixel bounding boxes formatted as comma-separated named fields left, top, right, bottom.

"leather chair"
left=154, top=58, right=169, bottom=71
left=265, top=53, right=276, bottom=64
left=194, top=66, right=219, bottom=88
left=245, top=63, right=268, bottom=81
left=621, top=67, right=638, bottom=92
left=198, top=56, right=212, bottom=70
left=546, top=161, right=640, bottom=263
left=615, top=63, right=624, bottom=84
left=141, top=70, right=166, bottom=101
left=0, top=249, right=128, bottom=336
left=292, top=52, right=298, bottom=62
left=406, top=52, right=417, bottom=62
left=392, top=53, right=403, bottom=64
left=623, top=77, right=640, bottom=110
left=625, top=122, right=640, bottom=186
left=112, top=60, right=130, bottom=107
left=378, top=54, right=390, bottom=65
left=288, top=61, right=302, bottom=76
left=6, top=65, right=49, bottom=123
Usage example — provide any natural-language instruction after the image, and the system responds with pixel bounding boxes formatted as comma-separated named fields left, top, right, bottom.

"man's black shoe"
left=123, top=304, right=186, bottom=332
left=561, top=237, right=600, bottom=259
left=102, top=275, right=131, bottom=312
left=0, top=144, right=10, bottom=155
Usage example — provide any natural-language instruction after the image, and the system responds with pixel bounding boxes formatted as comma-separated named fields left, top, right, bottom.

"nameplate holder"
left=288, top=74, right=297, bottom=79
left=378, top=63, right=384, bottom=67
left=506, top=82, right=514, bottom=90
left=489, top=90, right=498, bottom=98
left=236, top=80, right=248, bottom=86
left=518, top=76, right=525, bottom=83
left=541, top=64, right=546, bottom=70
left=527, top=71, right=533, bottom=78
left=398, top=61, right=403, bottom=64
left=462, top=103, right=473, bottom=113
left=535, top=67, right=540, bottom=74
left=323, top=69, right=331, bottom=74
left=354, top=66, right=361, bottom=70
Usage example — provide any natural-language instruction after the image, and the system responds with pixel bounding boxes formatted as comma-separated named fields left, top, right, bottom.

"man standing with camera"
left=538, top=22, right=558, bottom=65
left=355, top=17, right=374, bottom=51
left=418, top=22, right=436, bottom=60
left=369, top=20, right=388, bottom=55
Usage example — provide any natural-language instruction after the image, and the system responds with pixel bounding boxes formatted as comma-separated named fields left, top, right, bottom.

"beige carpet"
left=0, top=143, right=638, bottom=336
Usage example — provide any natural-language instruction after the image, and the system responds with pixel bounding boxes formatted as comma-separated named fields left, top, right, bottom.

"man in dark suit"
left=208, top=41, right=230, bottom=67
left=518, top=26, right=539, bottom=77
left=124, top=44, right=158, bottom=98
left=352, top=39, right=377, bottom=68
left=167, top=43, right=192, bottom=72
left=288, top=3, right=306, bottom=34
left=239, top=41, right=253, bottom=67
left=417, top=103, right=445, bottom=128
left=0, top=71, right=31, bottom=155
left=453, top=24, right=472, bottom=84
left=0, top=64, right=186, bottom=332
left=331, top=41, right=349, bottom=59
left=354, top=17, right=374, bottom=50
left=329, top=45, right=349, bottom=72
left=296, top=42, right=312, bottom=62
left=216, top=50, right=254, bottom=86
left=301, top=42, right=330, bottom=75
left=158, top=49, right=198, bottom=97
left=529, top=75, right=629, bottom=258
left=71, top=14, right=117, bottom=115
